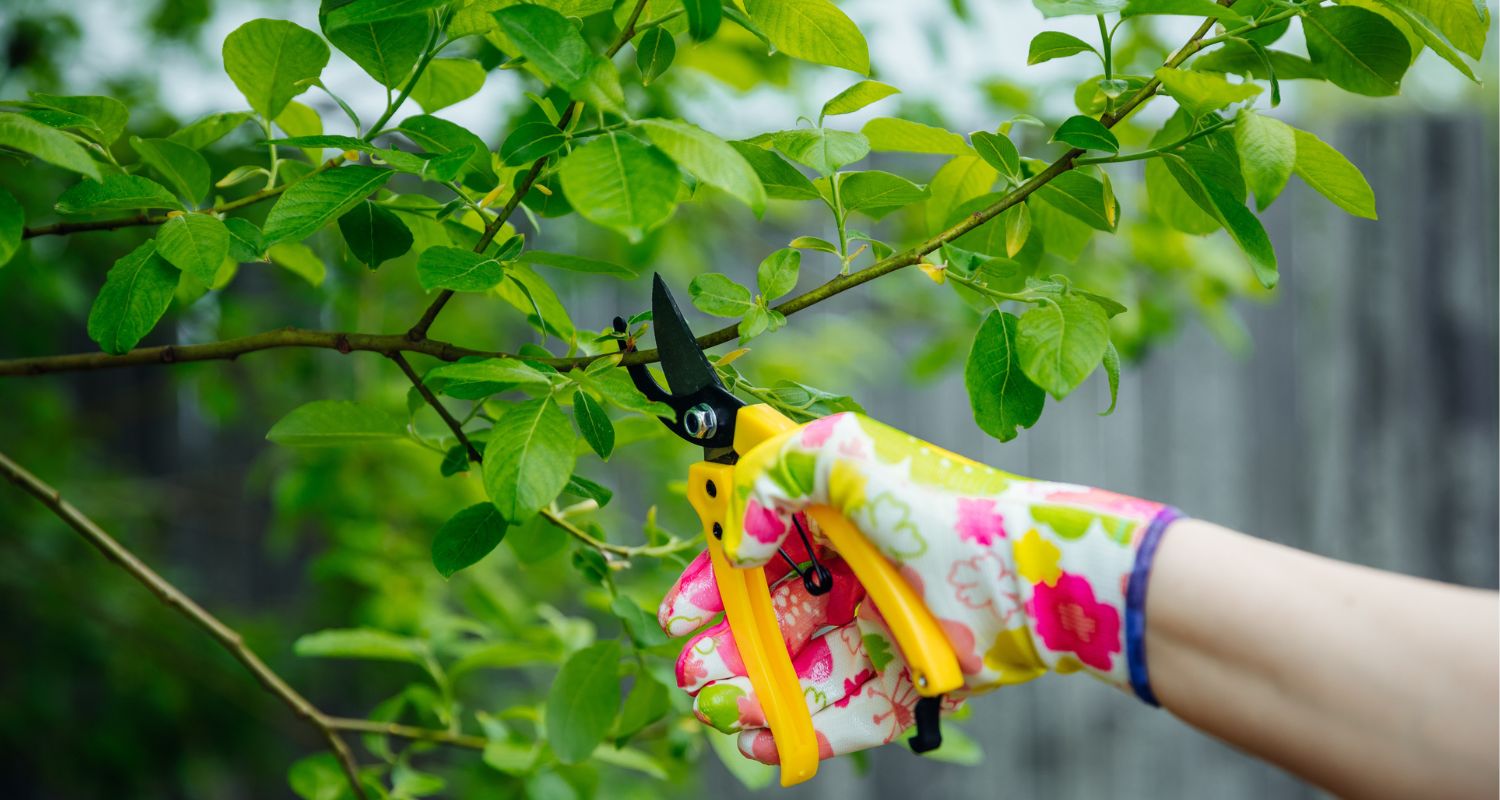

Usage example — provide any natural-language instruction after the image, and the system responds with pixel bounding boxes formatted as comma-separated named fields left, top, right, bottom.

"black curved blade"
left=651, top=273, right=720, bottom=396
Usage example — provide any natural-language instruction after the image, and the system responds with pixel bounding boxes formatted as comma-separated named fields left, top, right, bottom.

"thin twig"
left=389, top=352, right=482, bottom=462
left=0, top=450, right=369, bottom=800
left=21, top=158, right=341, bottom=239
left=326, top=717, right=487, bottom=750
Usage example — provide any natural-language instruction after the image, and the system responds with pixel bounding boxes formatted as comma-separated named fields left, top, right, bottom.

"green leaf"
left=432, top=503, right=509, bottom=578
left=573, top=390, right=615, bottom=459
left=683, top=0, right=723, bottom=40
left=610, top=595, right=668, bottom=649
left=55, top=175, right=182, bottom=215
left=546, top=641, right=622, bottom=764
left=268, top=242, right=327, bottom=286
left=1100, top=341, right=1120, bottom=416
left=789, top=235, right=840, bottom=254
left=1233, top=110, right=1295, bottom=211
left=131, top=137, right=210, bottom=206
left=0, top=112, right=101, bottom=181
left=169, top=111, right=256, bottom=150
left=86, top=241, right=179, bottom=355
left=966, top=311, right=1045, bottom=442
left=1291, top=128, right=1377, bottom=219
left=763, top=379, right=863, bottom=420
left=1383, top=0, right=1489, bottom=59
left=614, top=675, right=670, bottom=744
left=838, top=170, right=929, bottom=217
left=0, top=187, right=22, bottom=267
left=410, top=58, right=487, bottom=113
left=293, top=627, right=426, bottom=664
left=1378, top=1, right=1478, bottom=81
left=739, top=304, right=771, bottom=342
left=926, top=155, right=998, bottom=232
left=1302, top=6, right=1411, bottom=97
left=266, top=400, right=407, bottom=445
left=1050, top=115, right=1120, bottom=154
left=729, top=142, right=820, bottom=200
left=222, top=19, right=330, bottom=119
left=821, top=80, right=900, bottom=120
left=564, top=473, right=614, bottom=507
left=690, top=273, right=755, bottom=316
left=157, top=214, right=230, bottom=284
left=338, top=200, right=413, bottom=268
left=398, top=114, right=496, bottom=183
left=321, top=2, right=427, bottom=89
left=484, top=397, right=576, bottom=522
left=501, top=265, right=576, bottom=342
left=326, top=0, right=447, bottom=29
left=1161, top=153, right=1279, bottom=287
left=1032, top=0, right=1126, bottom=18
left=586, top=368, right=674, bottom=419
left=1015, top=294, right=1110, bottom=399
left=639, top=119, right=766, bottom=214
left=1121, top=0, right=1245, bottom=19
left=521, top=250, right=636, bottom=278
left=417, top=246, right=507, bottom=292
left=261, top=165, right=393, bottom=245
left=26, top=93, right=129, bottom=146
left=770, top=128, right=869, bottom=176
left=558, top=133, right=679, bottom=241
left=745, top=0, right=870, bottom=74
left=495, top=5, right=622, bottom=113
left=1153, top=67, right=1261, bottom=117
left=1003, top=202, right=1031, bottom=257
left=635, top=27, right=676, bottom=85
left=1027, top=31, right=1098, bottom=64
left=225, top=218, right=265, bottom=262
left=970, top=131, right=1022, bottom=181
left=288, top=754, right=347, bottom=800
left=500, top=122, right=567, bottom=167
left=757, top=247, right=800, bottom=300
left=427, top=357, right=552, bottom=398
left=861, top=117, right=970, bottom=156
left=1192, top=40, right=1324, bottom=80
left=1034, top=169, right=1116, bottom=231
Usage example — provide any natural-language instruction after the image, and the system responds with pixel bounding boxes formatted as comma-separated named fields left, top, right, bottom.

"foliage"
left=0, top=0, right=1487, bottom=797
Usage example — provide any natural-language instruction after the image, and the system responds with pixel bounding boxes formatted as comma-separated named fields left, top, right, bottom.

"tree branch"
left=5, top=7, right=1234, bottom=381
left=406, top=0, right=652, bottom=343
left=389, top=352, right=482, bottom=462
left=0, top=450, right=369, bottom=800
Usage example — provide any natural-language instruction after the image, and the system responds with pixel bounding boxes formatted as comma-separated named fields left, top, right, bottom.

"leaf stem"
left=0, top=450, right=369, bottom=800
left=366, top=11, right=447, bottom=137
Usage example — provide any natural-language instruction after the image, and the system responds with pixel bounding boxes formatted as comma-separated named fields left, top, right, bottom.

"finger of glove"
left=693, top=622, right=877, bottom=734
left=736, top=665, right=925, bottom=765
left=674, top=556, right=863, bottom=694
left=657, top=514, right=822, bottom=637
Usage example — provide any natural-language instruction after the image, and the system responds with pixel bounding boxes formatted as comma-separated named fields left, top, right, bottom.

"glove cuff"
left=1125, top=506, right=1184, bottom=706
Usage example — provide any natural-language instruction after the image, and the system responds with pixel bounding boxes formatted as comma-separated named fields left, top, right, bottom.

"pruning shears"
left=614, top=275, right=963, bottom=786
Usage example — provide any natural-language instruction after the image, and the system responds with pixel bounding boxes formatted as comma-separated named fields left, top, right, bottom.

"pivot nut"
left=684, top=404, right=718, bottom=440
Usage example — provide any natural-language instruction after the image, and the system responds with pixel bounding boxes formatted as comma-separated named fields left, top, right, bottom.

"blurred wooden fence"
left=674, top=114, right=1498, bottom=798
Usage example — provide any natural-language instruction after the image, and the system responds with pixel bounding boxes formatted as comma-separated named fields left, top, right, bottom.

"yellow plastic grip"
left=688, top=461, right=818, bottom=786
left=804, top=507, right=963, bottom=697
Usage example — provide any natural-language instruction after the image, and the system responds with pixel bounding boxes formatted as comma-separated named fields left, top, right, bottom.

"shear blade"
left=651, top=273, right=720, bottom=396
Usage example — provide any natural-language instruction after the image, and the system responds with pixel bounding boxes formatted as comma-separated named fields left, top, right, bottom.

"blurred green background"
left=0, top=0, right=1495, bottom=798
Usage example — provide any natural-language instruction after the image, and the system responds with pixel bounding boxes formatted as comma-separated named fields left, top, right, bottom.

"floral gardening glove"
left=657, top=412, right=1181, bottom=764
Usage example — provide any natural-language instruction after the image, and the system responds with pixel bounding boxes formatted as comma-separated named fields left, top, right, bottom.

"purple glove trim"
left=1125, top=506, right=1183, bottom=707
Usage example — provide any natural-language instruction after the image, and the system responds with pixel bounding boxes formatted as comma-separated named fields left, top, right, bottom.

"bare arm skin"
left=1146, top=519, right=1499, bottom=799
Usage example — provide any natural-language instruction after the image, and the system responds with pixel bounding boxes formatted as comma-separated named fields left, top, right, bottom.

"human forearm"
left=1145, top=519, right=1499, bottom=799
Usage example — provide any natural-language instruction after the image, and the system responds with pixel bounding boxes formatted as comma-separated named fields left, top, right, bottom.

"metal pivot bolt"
left=683, top=403, right=718, bottom=440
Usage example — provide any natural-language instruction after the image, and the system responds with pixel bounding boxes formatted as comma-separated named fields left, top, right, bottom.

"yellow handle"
left=805, top=507, right=963, bottom=696
left=689, top=461, right=818, bottom=786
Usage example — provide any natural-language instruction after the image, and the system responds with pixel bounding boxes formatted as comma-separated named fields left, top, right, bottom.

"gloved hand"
left=657, top=412, right=1180, bottom=764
